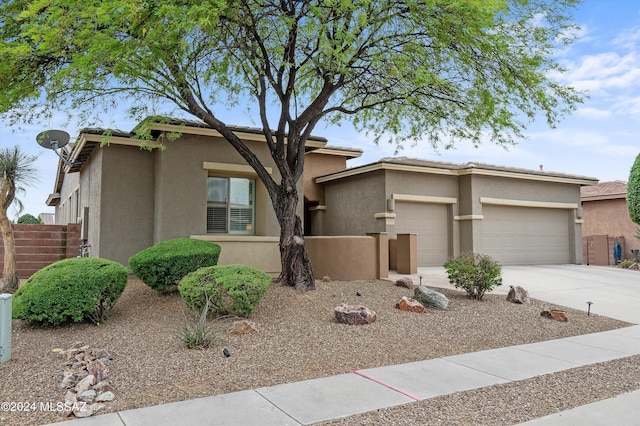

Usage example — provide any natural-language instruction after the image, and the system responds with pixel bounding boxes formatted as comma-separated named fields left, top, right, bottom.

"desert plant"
left=619, top=259, right=636, bottom=269
left=17, top=213, right=41, bottom=224
left=443, top=252, right=503, bottom=300
left=178, top=264, right=272, bottom=317
left=12, top=257, right=128, bottom=325
left=129, top=238, right=221, bottom=293
left=176, top=298, right=220, bottom=349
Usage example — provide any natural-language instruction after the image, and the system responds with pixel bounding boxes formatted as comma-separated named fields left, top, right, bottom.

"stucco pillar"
left=367, top=232, right=389, bottom=279
left=396, top=233, right=417, bottom=274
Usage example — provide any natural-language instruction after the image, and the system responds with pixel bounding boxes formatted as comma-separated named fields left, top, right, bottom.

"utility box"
left=0, top=293, right=12, bottom=362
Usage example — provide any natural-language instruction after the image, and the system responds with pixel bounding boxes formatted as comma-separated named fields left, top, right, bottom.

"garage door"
left=482, top=205, right=570, bottom=265
left=395, top=202, right=449, bottom=266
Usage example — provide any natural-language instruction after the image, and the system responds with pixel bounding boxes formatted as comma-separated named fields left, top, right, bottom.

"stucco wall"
left=99, top=145, right=155, bottom=265
left=582, top=198, right=640, bottom=259
left=304, top=152, right=347, bottom=204
left=322, top=171, right=387, bottom=235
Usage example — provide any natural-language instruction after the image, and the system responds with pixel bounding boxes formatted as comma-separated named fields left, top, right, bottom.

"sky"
left=1, top=0, right=640, bottom=220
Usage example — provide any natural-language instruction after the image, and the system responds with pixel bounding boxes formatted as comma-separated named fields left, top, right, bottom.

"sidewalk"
left=46, top=265, right=640, bottom=426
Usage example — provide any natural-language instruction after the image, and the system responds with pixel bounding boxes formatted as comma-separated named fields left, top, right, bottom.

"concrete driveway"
left=413, top=264, right=640, bottom=324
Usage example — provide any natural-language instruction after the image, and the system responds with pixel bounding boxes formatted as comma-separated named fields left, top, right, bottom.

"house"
left=47, top=118, right=597, bottom=278
left=581, top=181, right=640, bottom=264
left=311, top=157, right=596, bottom=267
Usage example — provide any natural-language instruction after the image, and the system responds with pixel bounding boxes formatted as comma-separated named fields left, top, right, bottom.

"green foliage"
left=619, top=259, right=636, bottom=269
left=178, top=264, right=272, bottom=317
left=12, top=257, right=128, bottom=325
left=628, top=153, right=640, bottom=225
left=175, top=298, right=220, bottom=349
left=17, top=213, right=41, bottom=224
left=129, top=238, right=221, bottom=293
left=443, top=253, right=503, bottom=300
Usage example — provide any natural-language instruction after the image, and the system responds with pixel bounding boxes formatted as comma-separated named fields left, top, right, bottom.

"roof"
left=315, top=157, right=599, bottom=186
left=62, top=117, right=329, bottom=173
left=581, top=180, right=627, bottom=201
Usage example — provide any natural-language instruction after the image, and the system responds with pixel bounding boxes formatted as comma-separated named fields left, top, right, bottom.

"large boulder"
left=506, top=285, right=530, bottom=304
left=413, top=286, right=450, bottom=310
left=334, top=304, right=377, bottom=325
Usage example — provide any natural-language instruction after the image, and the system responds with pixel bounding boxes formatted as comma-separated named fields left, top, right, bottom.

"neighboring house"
left=581, top=181, right=640, bottom=264
left=47, top=118, right=597, bottom=276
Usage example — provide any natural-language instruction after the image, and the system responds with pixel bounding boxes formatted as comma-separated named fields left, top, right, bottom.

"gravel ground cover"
left=0, top=273, right=635, bottom=426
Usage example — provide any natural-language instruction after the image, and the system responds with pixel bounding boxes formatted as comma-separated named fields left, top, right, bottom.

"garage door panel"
left=482, top=205, right=570, bottom=265
left=395, top=202, right=449, bottom=266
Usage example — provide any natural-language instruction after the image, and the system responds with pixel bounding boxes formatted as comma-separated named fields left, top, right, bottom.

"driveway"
left=413, top=264, right=640, bottom=324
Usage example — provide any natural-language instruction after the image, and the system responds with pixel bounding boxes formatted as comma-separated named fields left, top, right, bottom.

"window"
left=207, top=177, right=255, bottom=234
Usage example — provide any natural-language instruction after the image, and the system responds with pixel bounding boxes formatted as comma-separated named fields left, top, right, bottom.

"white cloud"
left=576, top=107, right=612, bottom=119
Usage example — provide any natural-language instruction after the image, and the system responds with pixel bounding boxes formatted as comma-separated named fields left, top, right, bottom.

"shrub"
left=178, top=264, right=272, bottom=317
left=12, top=257, right=128, bottom=325
left=443, top=252, right=502, bottom=300
left=175, top=298, right=220, bottom=349
left=17, top=214, right=41, bottom=224
left=619, top=259, right=636, bottom=269
left=129, top=238, right=221, bottom=293
left=628, top=153, right=640, bottom=225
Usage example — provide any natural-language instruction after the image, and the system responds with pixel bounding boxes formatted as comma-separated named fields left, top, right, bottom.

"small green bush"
left=17, top=214, right=41, bottom=224
left=443, top=252, right=502, bottom=300
left=12, top=257, right=128, bottom=326
left=178, top=264, right=272, bottom=317
left=129, top=238, right=221, bottom=293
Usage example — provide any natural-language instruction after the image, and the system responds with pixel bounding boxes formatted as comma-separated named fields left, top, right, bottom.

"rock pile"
left=52, top=342, right=115, bottom=418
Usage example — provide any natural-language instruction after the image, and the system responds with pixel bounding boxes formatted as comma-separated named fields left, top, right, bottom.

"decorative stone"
left=52, top=348, right=64, bottom=354
left=395, top=277, right=414, bottom=289
left=229, top=320, right=260, bottom=335
left=73, top=403, right=105, bottom=418
left=94, top=380, right=112, bottom=393
left=64, top=391, right=78, bottom=405
left=78, top=389, right=96, bottom=403
left=87, top=359, right=108, bottom=382
left=395, top=296, right=425, bottom=313
left=507, top=286, right=530, bottom=304
left=334, top=304, right=377, bottom=325
left=95, top=391, right=115, bottom=402
left=541, top=310, right=568, bottom=322
left=413, top=286, right=450, bottom=310
left=75, top=374, right=96, bottom=392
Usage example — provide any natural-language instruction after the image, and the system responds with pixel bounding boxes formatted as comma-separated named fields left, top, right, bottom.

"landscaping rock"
left=541, top=310, right=568, bottom=322
left=395, top=277, right=414, bottom=289
left=334, top=304, right=377, bottom=325
left=506, top=285, right=530, bottom=304
left=54, top=344, right=116, bottom=418
left=395, top=296, right=425, bottom=313
left=229, top=320, right=260, bottom=335
left=413, top=286, right=450, bottom=310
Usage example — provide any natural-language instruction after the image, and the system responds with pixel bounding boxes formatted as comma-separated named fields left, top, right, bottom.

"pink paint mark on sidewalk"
left=351, top=370, right=422, bottom=401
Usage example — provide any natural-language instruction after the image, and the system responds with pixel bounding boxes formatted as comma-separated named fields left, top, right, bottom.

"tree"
left=0, top=146, right=38, bottom=293
left=628, top=153, right=640, bottom=225
left=17, top=213, right=42, bottom=224
left=0, top=0, right=583, bottom=292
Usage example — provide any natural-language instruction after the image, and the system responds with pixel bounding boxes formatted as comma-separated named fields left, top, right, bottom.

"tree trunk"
left=0, top=211, right=19, bottom=293
left=274, top=186, right=315, bottom=292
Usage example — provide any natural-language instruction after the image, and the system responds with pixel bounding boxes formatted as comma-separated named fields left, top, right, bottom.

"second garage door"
left=395, top=202, right=449, bottom=266
left=482, top=205, right=571, bottom=265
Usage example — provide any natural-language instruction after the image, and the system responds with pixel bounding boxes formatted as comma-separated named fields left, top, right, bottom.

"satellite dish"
left=36, top=129, right=72, bottom=166
left=36, top=129, right=70, bottom=149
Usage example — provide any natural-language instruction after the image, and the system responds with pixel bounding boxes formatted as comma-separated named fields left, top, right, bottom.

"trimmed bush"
left=129, top=238, right=221, bottom=293
left=17, top=213, right=41, bottom=224
left=178, top=264, right=272, bottom=317
left=628, top=153, right=640, bottom=225
left=12, top=257, right=128, bottom=326
left=443, top=252, right=502, bottom=300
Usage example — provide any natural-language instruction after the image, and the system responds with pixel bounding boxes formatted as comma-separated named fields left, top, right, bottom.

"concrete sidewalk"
left=46, top=265, right=640, bottom=426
